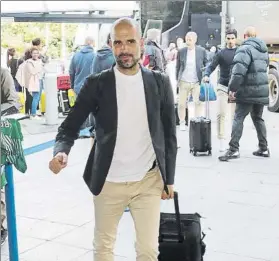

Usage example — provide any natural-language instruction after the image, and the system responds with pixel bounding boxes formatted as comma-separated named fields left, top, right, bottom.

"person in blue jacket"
left=90, top=33, right=115, bottom=138
left=69, top=36, right=96, bottom=95
left=91, top=33, right=115, bottom=75
left=69, top=36, right=95, bottom=137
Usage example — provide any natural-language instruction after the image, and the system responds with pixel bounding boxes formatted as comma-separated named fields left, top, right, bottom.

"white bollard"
left=44, top=72, right=59, bottom=125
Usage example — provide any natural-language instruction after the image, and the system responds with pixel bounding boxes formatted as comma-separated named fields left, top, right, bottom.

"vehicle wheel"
left=268, top=68, right=279, bottom=112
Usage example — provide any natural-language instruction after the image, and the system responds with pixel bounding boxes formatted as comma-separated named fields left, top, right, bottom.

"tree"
left=1, top=22, right=78, bottom=59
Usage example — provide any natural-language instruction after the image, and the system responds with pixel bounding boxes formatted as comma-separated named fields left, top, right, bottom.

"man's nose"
left=120, top=44, right=128, bottom=51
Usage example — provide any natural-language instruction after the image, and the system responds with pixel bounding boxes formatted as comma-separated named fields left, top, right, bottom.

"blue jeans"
left=31, top=92, right=40, bottom=116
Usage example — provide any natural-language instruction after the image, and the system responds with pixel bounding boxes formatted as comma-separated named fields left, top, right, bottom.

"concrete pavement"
left=1, top=106, right=279, bottom=261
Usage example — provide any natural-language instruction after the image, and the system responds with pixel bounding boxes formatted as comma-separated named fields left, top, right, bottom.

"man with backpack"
left=143, top=28, right=166, bottom=72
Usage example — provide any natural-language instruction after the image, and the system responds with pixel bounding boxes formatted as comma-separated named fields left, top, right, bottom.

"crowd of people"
left=48, top=18, right=270, bottom=260
left=1, top=16, right=270, bottom=255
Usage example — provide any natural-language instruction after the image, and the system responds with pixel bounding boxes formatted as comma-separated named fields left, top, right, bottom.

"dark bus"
left=140, top=1, right=222, bottom=49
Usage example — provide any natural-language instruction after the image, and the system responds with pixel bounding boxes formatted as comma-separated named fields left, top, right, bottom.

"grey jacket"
left=144, top=40, right=165, bottom=72
left=176, top=45, right=208, bottom=83
left=1, top=67, right=20, bottom=112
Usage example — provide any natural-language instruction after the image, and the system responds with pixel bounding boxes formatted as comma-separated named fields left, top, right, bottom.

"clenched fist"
left=49, top=152, right=68, bottom=174
left=161, top=185, right=175, bottom=200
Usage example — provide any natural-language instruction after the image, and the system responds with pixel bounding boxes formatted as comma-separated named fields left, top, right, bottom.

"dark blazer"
left=53, top=66, right=177, bottom=196
left=176, top=45, right=208, bottom=83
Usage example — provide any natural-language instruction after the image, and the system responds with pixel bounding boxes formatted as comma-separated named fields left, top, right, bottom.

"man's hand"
left=203, top=76, right=210, bottom=83
left=229, top=91, right=236, bottom=101
left=161, top=185, right=175, bottom=200
left=49, top=152, right=68, bottom=174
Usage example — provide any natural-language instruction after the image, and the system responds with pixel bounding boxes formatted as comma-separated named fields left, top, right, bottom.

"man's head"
left=169, top=43, right=176, bottom=50
left=85, top=36, right=95, bottom=47
left=210, top=46, right=217, bottom=53
left=110, top=17, right=143, bottom=70
left=32, top=38, right=42, bottom=50
left=146, top=28, right=161, bottom=44
left=7, top=48, right=16, bottom=57
left=106, top=33, right=112, bottom=47
left=185, top=32, right=197, bottom=49
left=226, top=29, right=237, bottom=48
left=244, top=26, right=257, bottom=40
left=176, top=38, right=184, bottom=49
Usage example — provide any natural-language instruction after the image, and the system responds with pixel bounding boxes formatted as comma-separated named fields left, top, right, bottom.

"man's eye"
left=128, top=40, right=136, bottom=44
left=114, top=41, right=121, bottom=45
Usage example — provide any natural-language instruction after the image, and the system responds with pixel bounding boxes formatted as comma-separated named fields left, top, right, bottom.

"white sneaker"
left=219, top=139, right=227, bottom=152
left=30, top=115, right=41, bottom=120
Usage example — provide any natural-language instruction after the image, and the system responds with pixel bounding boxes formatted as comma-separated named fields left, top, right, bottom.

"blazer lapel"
left=140, top=66, right=159, bottom=136
left=104, top=66, right=118, bottom=131
left=195, top=46, right=201, bottom=73
left=184, top=47, right=188, bottom=60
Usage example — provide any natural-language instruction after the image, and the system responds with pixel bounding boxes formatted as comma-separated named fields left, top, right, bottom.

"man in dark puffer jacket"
left=219, top=26, right=270, bottom=161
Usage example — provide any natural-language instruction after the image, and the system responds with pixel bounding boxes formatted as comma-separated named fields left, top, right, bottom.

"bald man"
left=69, top=36, right=96, bottom=95
left=176, top=31, right=208, bottom=131
left=219, top=26, right=270, bottom=161
left=49, top=18, right=177, bottom=260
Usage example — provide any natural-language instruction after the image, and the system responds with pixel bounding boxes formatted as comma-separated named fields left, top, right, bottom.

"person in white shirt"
left=49, top=17, right=177, bottom=261
left=176, top=32, right=208, bottom=131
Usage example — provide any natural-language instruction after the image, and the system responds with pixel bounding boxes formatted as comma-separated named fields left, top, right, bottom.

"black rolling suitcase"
left=189, top=84, right=212, bottom=156
left=158, top=192, right=206, bottom=261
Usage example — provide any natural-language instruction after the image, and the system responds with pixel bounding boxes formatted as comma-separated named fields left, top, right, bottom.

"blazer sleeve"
left=161, top=73, right=178, bottom=185
left=53, top=75, right=100, bottom=156
left=176, top=49, right=181, bottom=81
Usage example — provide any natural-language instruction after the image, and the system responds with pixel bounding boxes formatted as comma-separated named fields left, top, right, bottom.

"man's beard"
left=116, top=53, right=140, bottom=69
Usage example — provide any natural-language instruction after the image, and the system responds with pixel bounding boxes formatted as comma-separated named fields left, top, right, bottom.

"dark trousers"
left=25, top=88, right=33, bottom=115
left=229, top=103, right=268, bottom=151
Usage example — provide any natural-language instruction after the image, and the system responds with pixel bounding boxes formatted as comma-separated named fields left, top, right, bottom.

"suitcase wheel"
left=193, top=151, right=197, bottom=157
left=208, top=150, right=212, bottom=156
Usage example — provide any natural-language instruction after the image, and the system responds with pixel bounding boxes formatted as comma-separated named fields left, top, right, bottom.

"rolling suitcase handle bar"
left=204, top=82, right=210, bottom=119
left=173, top=192, right=184, bottom=242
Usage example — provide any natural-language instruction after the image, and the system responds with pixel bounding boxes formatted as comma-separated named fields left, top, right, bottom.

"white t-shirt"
left=106, top=67, right=156, bottom=183
left=181, top=48, right=199, bottom=83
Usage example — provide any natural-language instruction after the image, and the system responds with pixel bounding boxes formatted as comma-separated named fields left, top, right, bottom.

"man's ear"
left=109, top=39, right=113, bottom=48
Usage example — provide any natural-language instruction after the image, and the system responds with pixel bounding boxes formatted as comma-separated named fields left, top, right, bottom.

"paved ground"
left=1, top=105, right=279, bottom=261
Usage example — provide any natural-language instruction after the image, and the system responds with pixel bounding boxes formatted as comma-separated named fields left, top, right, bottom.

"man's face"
left=226, top=33, right=236, bottom=48
left=111, top=23, right=143, bottom=69
left=185, top=35, right=196, bottom=48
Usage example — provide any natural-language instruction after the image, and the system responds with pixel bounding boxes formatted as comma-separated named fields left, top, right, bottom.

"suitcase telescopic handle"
left=173, top=192, right=184, bottom=242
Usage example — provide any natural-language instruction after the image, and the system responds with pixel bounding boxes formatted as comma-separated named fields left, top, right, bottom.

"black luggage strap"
left=174, top=192, right=184, bottom=242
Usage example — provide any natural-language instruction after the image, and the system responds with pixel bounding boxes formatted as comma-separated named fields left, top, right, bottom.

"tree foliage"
left=1, top=22, right=78, bottom=59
